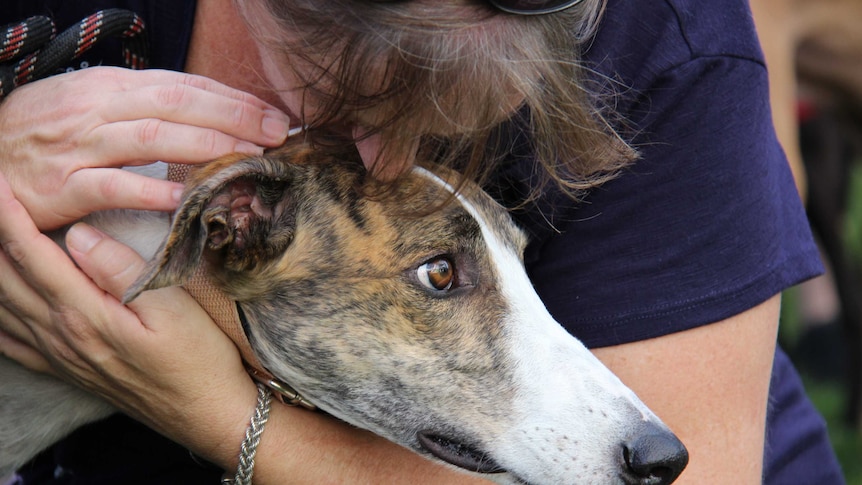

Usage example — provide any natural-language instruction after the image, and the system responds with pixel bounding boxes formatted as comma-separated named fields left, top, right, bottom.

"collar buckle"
left=247, top=367, right=317, bottom=411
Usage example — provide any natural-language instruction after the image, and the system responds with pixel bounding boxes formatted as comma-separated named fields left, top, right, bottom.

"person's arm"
left=0, top=175, right=488, bottom=484
left=250, top=396, right=484, bottom=484
left=592, top=297, right=779, bottom=484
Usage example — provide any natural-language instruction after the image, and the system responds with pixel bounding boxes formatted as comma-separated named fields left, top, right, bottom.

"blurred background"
left=752, top=0, right=862, bottom=482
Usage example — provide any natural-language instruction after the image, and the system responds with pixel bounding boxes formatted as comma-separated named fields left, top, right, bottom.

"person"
left=0, top=0, right=845, bottom=484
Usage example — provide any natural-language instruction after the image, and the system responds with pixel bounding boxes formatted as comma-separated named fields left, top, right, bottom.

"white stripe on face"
left=413, top=167, right=661, bottom=482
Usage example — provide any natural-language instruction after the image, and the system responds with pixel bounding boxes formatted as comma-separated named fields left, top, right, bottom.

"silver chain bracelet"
left=222, top=383, right=273, bottom=485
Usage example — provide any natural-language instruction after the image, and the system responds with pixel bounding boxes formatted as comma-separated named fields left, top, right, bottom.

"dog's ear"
left=123, top=152, right=305, bottom=303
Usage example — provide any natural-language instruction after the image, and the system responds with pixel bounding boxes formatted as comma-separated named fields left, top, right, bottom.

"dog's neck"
left=237, top=302, right=316, bottom=409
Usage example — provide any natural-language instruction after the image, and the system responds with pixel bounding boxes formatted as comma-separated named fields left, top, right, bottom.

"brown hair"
left=239, top=0, right=636, bottom=199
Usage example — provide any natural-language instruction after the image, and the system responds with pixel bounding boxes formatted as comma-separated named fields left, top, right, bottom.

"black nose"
left=623, top=426, right=689, bottom=485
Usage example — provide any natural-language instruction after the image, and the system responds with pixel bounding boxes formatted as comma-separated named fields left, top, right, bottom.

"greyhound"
left=0, top=139, right=688, bottom=484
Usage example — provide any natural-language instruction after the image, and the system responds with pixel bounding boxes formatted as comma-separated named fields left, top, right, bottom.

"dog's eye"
left=417, top=257, right=455, bottom=292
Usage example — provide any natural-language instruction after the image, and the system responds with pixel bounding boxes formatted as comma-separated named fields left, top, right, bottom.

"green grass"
left=844, top=165, right=862, bottom=267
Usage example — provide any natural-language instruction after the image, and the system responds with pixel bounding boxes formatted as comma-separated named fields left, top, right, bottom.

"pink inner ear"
left=203, top=178, right=277, bottom=251
left=229, top=180, right=273, bottom=233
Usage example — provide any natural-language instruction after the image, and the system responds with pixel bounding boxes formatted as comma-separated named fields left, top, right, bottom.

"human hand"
left=0, top=171, right=259, bottom=462
left=0, top=66, right=291, bottom=231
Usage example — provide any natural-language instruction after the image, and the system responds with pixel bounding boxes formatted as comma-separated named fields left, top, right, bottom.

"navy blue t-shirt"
left=1, top=0, right=844, bottom=483
left=499, top=2, right=845, bottom=484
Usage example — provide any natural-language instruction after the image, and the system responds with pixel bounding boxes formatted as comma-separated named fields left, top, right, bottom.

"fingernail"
left=172, top=186, right=185, bottom=204
left=66, top=223, right=104, bottom=254
left=261, top=109, right=289, bottom=142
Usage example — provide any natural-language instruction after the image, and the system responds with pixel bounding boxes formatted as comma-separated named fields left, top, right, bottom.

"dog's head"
left=126, top=141, right=688, bottom=485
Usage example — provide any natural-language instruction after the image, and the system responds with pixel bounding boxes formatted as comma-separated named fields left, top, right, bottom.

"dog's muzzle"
left=417, top=420, right=688, bottom=485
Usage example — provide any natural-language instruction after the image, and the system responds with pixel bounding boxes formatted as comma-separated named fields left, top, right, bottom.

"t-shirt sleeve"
left=515, top=53, right=822, bottom=348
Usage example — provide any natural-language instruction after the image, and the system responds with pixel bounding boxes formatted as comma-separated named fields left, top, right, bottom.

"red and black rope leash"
left=0, top=9, right=148, bottom=100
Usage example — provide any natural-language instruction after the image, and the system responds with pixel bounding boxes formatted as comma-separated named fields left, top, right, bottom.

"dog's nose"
left=622, top=424, right=689, bottom=485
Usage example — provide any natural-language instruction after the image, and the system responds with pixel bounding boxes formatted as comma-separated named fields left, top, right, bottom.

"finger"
left=65, top=223, right=150, bottom=304
left=65, top=223, right=206, bottom=341
left=0, top=172, right=95, bottom=305
left=104, top=82, right=291, bottom=148
left=50, top=168, right=183, bottom=220
left=0, top=249, right=52, bottom=344
left=0, top=326, right=54, bottom=375
left=87, top=119, right=266, bottom=165
left=125, top=69, right=279, bottom=111
left=86, top=67, right=283, bottom=118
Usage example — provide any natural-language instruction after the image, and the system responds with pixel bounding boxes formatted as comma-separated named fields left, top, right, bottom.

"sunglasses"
left=487, top=0, right=585, bottom=15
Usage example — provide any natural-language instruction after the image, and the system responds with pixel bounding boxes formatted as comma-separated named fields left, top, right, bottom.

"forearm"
left=592, top=295, right=781, bottom=484
left=194, top=380, right=488, bottom=484
left=256, top=403, right=480, bottom=484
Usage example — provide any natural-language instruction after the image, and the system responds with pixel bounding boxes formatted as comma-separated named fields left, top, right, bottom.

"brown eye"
left=417, top=257, right=455, bottom=291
